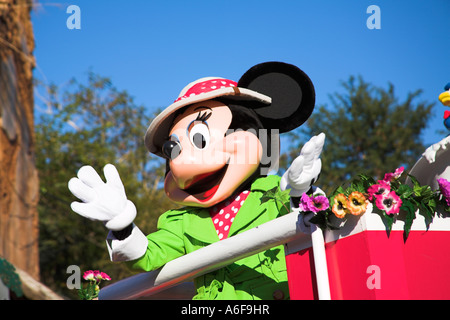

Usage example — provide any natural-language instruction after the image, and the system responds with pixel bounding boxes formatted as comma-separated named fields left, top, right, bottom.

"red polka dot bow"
left=209, top=190, right=250, bottom=240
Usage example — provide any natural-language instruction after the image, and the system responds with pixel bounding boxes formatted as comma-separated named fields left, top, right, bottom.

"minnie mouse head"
left=144, top=62, right=315, bottom=208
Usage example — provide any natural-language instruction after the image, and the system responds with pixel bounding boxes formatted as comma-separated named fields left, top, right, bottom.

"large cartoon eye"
left=189, top=122, right=210, bottom=150
left=162, top=135, right=182, bottom=160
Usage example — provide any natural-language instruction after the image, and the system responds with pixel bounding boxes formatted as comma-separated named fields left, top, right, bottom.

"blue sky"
left=31, top=0, right=450, bottom=149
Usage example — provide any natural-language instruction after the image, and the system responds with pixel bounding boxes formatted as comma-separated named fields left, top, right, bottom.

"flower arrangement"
left=78, top=270, right=111, bottom=300
left=307, top=166, right=450, bottom=240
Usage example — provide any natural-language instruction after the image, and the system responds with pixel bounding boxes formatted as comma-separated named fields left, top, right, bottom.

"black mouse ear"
left=237, top=62, right=315, bottom=133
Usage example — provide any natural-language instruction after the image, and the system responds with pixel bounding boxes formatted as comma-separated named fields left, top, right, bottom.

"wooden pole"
left=0, top=0, right=40, bottom=280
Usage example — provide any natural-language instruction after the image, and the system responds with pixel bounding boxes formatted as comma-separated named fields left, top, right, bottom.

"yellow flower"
left=332, top=193, right=350, bottom=218
left=347, top=191, right=369, bottom=216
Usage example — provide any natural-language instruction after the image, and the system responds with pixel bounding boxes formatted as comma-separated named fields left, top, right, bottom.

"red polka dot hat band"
left=209, top=190, right=250, bottom=240
left=174, top=78, right=238, bottom=103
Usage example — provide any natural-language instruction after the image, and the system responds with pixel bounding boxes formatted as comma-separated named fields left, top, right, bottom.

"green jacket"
left=130, top=175, right=291, bottom=300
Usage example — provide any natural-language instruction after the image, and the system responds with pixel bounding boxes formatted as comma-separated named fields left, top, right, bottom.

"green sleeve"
left=129, top=209, right=187, bottom=272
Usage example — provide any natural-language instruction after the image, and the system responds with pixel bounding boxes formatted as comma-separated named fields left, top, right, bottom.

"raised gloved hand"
left=68, top=164, right=136, bottom=231
left=280, top=133, right=326, bottom=197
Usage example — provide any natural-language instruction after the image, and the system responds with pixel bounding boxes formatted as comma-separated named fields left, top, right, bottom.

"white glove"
left=281, top=133, right=326, bottom=197
left=68, top=164, right=136, bottom=231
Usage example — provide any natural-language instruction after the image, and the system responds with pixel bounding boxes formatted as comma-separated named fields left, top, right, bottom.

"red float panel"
left=286, top=209, right=450, bottom=300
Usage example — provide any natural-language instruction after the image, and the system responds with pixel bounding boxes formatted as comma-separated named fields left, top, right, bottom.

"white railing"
left=99, top=211, right=329, bottom=300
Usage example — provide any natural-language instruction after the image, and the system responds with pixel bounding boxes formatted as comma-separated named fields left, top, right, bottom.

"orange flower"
left=347, top=191, right=369, bottom=216
left=332, top=193, right=350, bottom=218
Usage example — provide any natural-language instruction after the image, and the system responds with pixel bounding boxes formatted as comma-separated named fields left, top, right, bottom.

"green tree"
left=35, top=73, right=173, bottom=298
left=285, top=76, right=434, bottom=194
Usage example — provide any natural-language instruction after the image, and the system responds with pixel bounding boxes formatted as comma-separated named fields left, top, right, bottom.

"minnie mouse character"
left=68, top=62, right=325, bottom=299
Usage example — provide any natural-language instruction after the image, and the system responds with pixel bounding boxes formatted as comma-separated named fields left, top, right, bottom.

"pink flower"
left=94, top=270, right=102, bottom=281
left=83, top=270, right=95, bottom=281
left=94, top=270, right=111, bottom=282
left=99, top=272, right=111, bottom=281
left=299, top=193, right=329, bottom=213
left=83, top=270, right=111, bottom=282
left=383, top=166, right=405, bottom=184
left=299, top=193, right=313, bottom=212
left=437, top=178, right=450, bottom=206
left=375, top=191, right=402, bottom=215
left=367, top=181, right=390, bottom=201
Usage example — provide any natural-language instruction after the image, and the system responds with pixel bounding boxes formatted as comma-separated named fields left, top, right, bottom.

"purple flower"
left=437, top=178, right=450, bottom=206
left=300, top=193, right=329, bottom=213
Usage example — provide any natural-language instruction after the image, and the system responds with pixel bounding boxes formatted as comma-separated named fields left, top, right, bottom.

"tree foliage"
left=35, top=73, right=174, bottom=298
left=285, top=76, right=434, bottom=194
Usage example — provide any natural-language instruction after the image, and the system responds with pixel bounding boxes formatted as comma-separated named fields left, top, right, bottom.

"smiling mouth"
left=183, top=164, right=229, bottom=197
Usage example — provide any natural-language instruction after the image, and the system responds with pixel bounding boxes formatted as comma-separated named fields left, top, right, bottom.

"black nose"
left=162, top=140, right=182, bottom=160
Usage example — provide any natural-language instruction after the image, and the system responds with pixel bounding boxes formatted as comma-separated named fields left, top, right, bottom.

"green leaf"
left=382, top=212, right=395, bottom=235
left=78, top=288, right=88, bottom=300
left=401, top=200, right=416, bottom=241
left=396, top=184, right=413, bottom=199
left=260, top=186, right=290, bottom=205
left=350, top=180, right=366, bottom=194
left=332, top=185, right=345, bottom=196
left=358, top=173, right=376, bottom=185
left=418, top=204, right=434, bottom=230
left=276, top=188, right=292, bottom=205
left=407, top=174, right=420, bottom=188
left=260, top=186, right=279, bottom=205
left=413, top=185, right=424, bottom=197
left=427, top=198, right=437, bottom=212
